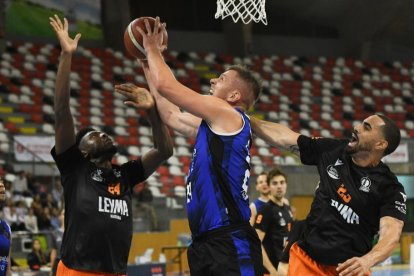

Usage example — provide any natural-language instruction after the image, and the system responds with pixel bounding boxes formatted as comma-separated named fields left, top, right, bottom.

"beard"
left=345, top=142, right=373, bottom=155
left=90, top=144, right=118, bottom=162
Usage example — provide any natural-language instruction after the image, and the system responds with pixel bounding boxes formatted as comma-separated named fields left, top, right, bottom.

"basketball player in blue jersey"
left=249, top=172, right=269, bottom=226
left=118, top=17, right=263, bottom=276
left=0, top=178, right=11, bottom=276
left=251, top=114, right=406, bottom=276
left=50, top=15, right=173, bottom=275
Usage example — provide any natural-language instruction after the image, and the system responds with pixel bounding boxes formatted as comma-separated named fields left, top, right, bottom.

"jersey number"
left=108, top=183, right=121, bottom=196
left=187, top=181, right=192, bottom=203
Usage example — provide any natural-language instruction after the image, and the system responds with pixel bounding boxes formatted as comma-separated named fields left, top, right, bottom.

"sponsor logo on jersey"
left=331, top=199, right=360, bottom=224
left=327, top=165, right=339, bottom=179
left=98, top=196, right=129, bottom=219
left=359, top=177, right=371, bottom=193
left=108, top=183, right=121, bottom=196
left=400, top=192, right=407, bottom=202
left=279, top=215, right=286, bottom=226
left=91, top=169, right=104, bottom=182
left=334, top=158, right=344, bottom=166
left=395, top=192, right=407, bottom=215
left=113, top=169, right=121, bottom=178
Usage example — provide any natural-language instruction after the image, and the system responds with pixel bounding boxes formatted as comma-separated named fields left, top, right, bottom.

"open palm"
left=114, top=83, right=155, bottom=110
left=49, top=14, right=81, bottom=54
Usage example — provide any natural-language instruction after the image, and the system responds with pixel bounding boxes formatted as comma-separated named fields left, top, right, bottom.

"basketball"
left=123, top=17, right=168, bottom=60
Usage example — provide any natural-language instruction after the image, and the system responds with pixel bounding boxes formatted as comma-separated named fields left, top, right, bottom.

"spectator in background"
left=37, top=206, right=52, bottom=231
left=24, top=207, right=38, bottom=233
left=11, top=171, right=30, bottom=197
left=30, top=194, right=43, bottom=216
left=50, top=209, right=64, bottom=276
left=51, top=180, right=63, bottom=208
left=50, top=207, right=60, bottom=231
left=249, top=172, right=269, bottom=226
left=27, top=239, right=49, bottom=271
left=43, top=193, right=58, bottom=210
left=15, top=201, right=27, bottom=223
left=4, top=202, right=25, bottom=231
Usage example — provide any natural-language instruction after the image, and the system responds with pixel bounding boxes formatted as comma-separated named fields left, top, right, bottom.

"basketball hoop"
left=215, top=0, right=267, bottom=25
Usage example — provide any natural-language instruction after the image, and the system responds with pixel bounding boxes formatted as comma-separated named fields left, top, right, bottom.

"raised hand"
left=49, top=14, right=81, bottom=54
left=136, top=17, right=167, bottom=53
left=114, top=83, right=155, bottom=110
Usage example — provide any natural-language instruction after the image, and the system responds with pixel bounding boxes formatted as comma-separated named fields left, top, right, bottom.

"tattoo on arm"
left=288, top=145, right=300, bottom=155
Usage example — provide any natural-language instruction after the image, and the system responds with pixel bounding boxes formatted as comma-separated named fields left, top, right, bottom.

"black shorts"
left=188, top=223, right=263, bottom=276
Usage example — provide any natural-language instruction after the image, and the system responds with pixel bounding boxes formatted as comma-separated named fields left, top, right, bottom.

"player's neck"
left=259, top=194, right=269, bottom=201
left=351, top=153, right=382, bottom=168
left=270, top=196, right=284, bottom=206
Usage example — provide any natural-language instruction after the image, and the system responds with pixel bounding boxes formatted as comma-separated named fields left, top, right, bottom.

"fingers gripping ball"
left=123, top=17, right=168, bottom=60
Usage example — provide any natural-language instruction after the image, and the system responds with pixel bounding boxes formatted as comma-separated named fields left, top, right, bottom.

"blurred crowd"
left=0, top=166, right=64, bottom=234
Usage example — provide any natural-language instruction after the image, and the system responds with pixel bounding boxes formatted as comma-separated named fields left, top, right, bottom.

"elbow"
left=154, top=78, right=174, bottom=97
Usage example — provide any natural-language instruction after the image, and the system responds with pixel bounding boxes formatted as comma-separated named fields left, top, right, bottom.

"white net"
left=215, top=0, right=267, bottom=25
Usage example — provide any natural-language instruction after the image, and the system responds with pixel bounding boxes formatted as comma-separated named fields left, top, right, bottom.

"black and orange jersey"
left=51, top=145, right=146, bottom=274
left=297, top=135, right=407, bottom=265
left=254, top=201, right=293, bottom=268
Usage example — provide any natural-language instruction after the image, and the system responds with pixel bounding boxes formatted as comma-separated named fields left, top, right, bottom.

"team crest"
left=113, top=169, right=121, bottom=178
left=327, top=165, right=339, bottom=179
left=91, top=169, right=104, bottom=182
left=359, top=177, right=371, bottom=192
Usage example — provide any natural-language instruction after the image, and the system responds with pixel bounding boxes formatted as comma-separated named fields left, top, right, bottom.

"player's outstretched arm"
left=138, top=17, right=242, bottom=133
left=114, top=84, right=173, bottom=178
left=250, top=117, right=301, bottom=156
left=336, top=216, right=403, bottom=276
left=49, top=15, right=81, bottom=154
left=140, top=60, right=201, bottom=137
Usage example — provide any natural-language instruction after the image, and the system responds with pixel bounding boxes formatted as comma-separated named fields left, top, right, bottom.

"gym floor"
left=371, top=264, right=413, bottom=276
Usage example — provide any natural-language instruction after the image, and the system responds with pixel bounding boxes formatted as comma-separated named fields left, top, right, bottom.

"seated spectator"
left=24, top=207, right=39, bottom=233
left=30, top=194, right=43, bottom=216
left=50, top=209, right=64, bottom=276
left=37, top=207, right=52, bottom=231
left=12, top=170, right=31, bottom=197
left=51, top=180, right=63, bottom=208
left=50, top=207, right=61, bottom=231
left=4, top=202, right=25, bottom=231
left=27, top=239, right=49, bottom=271
left=42, top=193, right=58, bottom=210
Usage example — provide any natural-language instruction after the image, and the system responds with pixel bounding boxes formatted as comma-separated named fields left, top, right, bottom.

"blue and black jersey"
left=0, top=220, right=11, bottom=276
left=252, top=197, right=268, bottom=214
left=186, top=109, right=252, bottom=237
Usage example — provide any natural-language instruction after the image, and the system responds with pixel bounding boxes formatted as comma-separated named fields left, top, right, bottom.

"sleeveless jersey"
left=0, top=220, right=10, bottom=276
left=253, top=197, right=268, bottom=214
left=52, top=145, right=146, bottom=274
left=297, top=135, right=407, bottom=265
left=186, top=109, right=252, bottom=236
